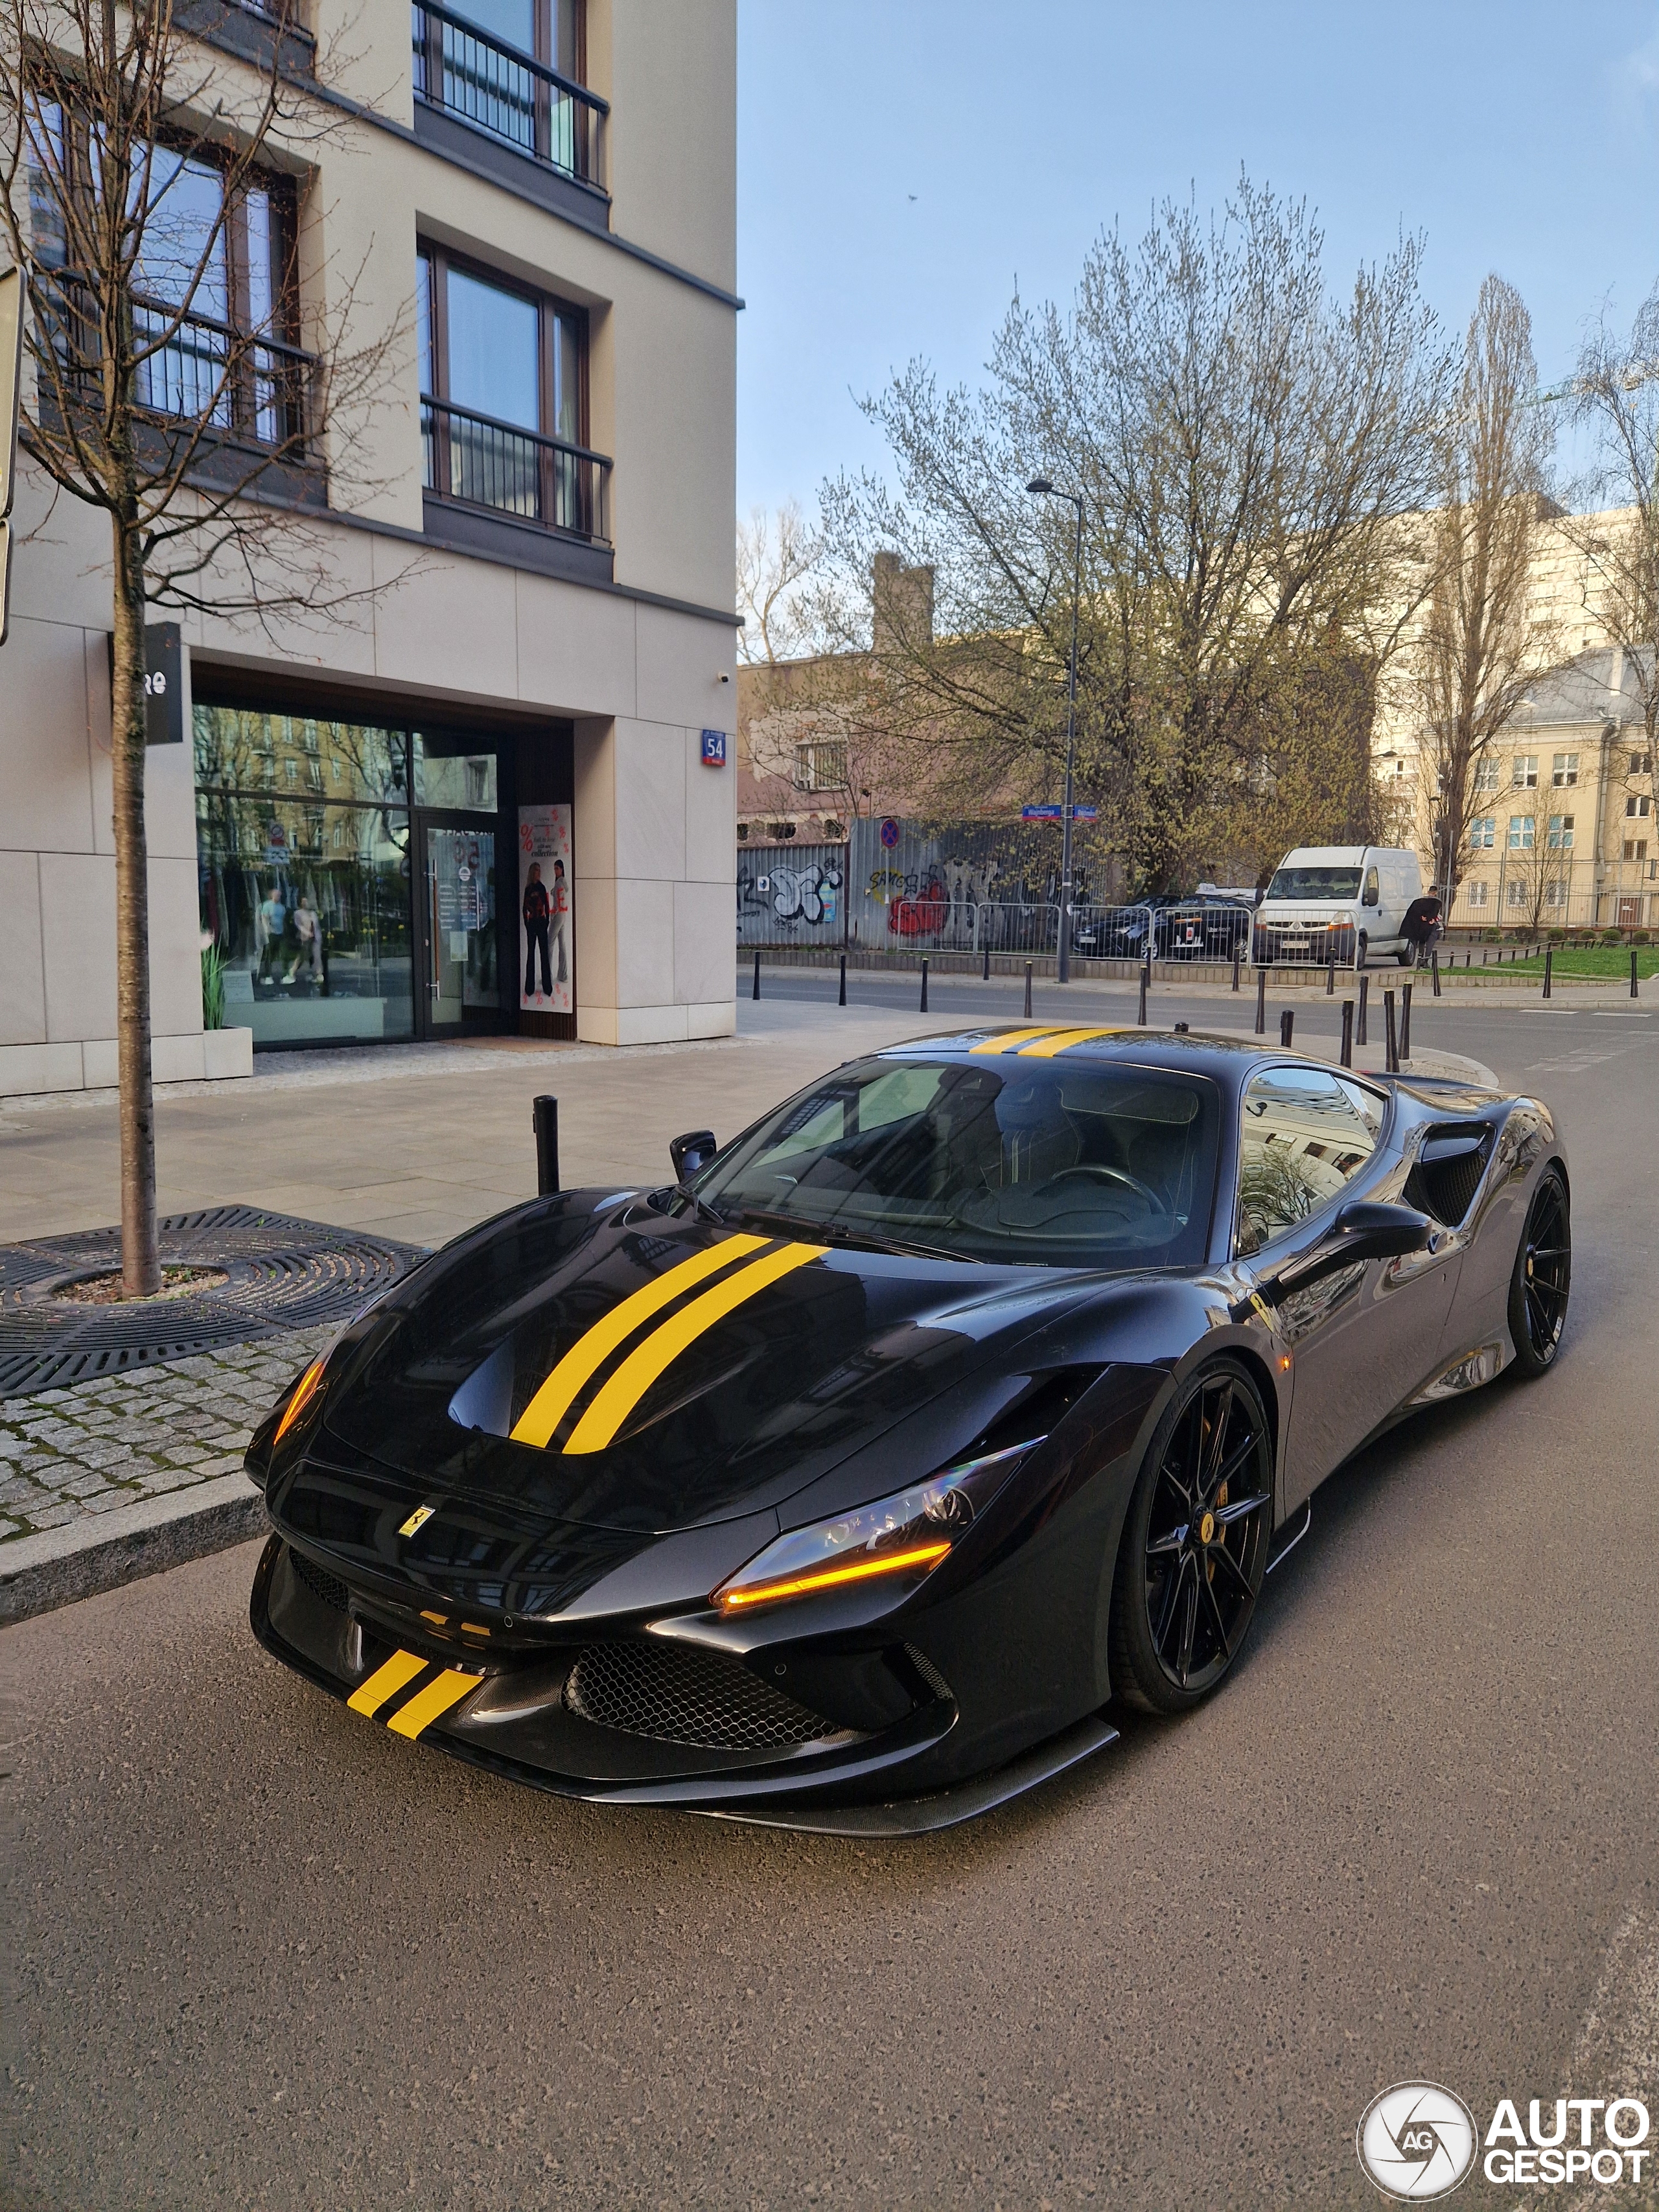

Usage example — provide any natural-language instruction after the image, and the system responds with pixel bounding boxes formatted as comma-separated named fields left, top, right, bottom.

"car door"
left=1235, top=1066, right=1461, bottom=1511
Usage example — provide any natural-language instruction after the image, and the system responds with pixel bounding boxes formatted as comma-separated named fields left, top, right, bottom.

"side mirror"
left=669, top=1128, right=717, bottom=1183
left=1260, top=1200, right=1431, bottom=1304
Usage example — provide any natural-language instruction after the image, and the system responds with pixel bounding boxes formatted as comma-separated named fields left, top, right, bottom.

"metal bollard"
left=1633, top=948, right=1641, bottom=999
left=752, top=948, right=761, bottom=1001
left=982, top=940, right=990, bottom=983
left=1432, top=950, right=1441, bottom=997
left=1543, top=944, right=1553, bottom=999
left=1326, top=952, right=1336, bottom=995
left=1358, top=972, right=1369, bottom=1046
left=920, top=958, right=929, bottom=1013
left=838, top=953, right=847, bottom=1007
left=532, top=1094, right=559, bottom=1196
left=1340, top=1000, right=1354, bottom=1068
left=1384, top=990, right=1398, bottom=1073
left=1254, top=964, right=1267, bottom=1035
left=1279, top=1008, right=1294, bottom=1048
left=1231, top=949, right=1241, bottom=994
left=1024, top=961, right=1033, bottom=1019
left=1400, top=982, right=1413, bottom=1061
left=1137, top=962, right=1148, bottom=1025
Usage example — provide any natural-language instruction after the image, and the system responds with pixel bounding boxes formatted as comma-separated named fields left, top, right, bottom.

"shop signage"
left=142, top=624, right=183, bottom=745
left=519, top=803, right=574, bottom=1016
left=700, top=728, right=728, bottom=767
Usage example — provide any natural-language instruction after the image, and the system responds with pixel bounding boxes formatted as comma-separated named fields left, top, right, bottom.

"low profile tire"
left=1109, top=1358, right=1274, bottom=1716
left=1508, top=1167, right=1571, bottom=1377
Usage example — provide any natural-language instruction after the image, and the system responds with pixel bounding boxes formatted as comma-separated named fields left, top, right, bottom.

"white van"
left=1251, top=846, right=1424, bottom=968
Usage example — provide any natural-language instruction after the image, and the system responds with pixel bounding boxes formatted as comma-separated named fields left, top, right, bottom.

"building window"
left=1465, top=880, right=1489, bottom=909
left=1632, top=751, right=1654, bottom=776
left=1468, top=816, right=1496, bottom=850
left=1512, top=756, right=1538, bottom=789
left=1551, top=752, right=1579, bottom=787
left=30, top=103, right=309, bottom=456
left=793, top=740, right=848, bottom=793
left=1546, top=815, right=1574, bottom=849
left=1627, top=795, right=1653, bottom=819
left=1473, top=758, right=1501, bottom=797
left=417, top=244, right=607, bottom=540
left=1505, top=879, right=1527, bottom=908
left=1625, top=840, right=1650, bottom=862
left=1508, top=815, right=1535, bottom=850
left=1544, top=880, right=1568, bottom=909
left=411, top=0, right=604, bottom=187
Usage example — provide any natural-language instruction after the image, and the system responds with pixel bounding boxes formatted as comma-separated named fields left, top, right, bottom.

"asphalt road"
left=5, top=1000, right=1657, bottom=2210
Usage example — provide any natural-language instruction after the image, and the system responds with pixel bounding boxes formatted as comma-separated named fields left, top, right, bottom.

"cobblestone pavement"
left=0, top=1325, right=334, bottom=1543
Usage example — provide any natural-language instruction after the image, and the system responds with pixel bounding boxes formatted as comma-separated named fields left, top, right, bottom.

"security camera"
left=717, top=671, right=731, bottom=684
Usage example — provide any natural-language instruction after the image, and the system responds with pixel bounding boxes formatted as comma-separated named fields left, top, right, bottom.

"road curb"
left=0, top=1472, right=268, bottom=1625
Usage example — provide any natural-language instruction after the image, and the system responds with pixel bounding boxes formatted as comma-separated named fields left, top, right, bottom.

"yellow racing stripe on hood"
left=510, top=1235, right=769, bottom=1449
left=1014, top=1025, right=1130, bottom=1057
left=563, top=1242, right=828, bottom=1455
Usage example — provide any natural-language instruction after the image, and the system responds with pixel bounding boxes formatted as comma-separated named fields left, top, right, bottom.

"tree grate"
left=0, top=1207, right=424, bottom=1398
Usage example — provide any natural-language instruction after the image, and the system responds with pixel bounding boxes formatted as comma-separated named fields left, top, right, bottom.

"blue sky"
left=736, top=0, right=1659, bottom=515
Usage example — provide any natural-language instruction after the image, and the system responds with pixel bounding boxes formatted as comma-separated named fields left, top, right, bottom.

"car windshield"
left=1266, top=867, right=1363, bottom=900
left=688, top=1054, right=1220, bottom=1269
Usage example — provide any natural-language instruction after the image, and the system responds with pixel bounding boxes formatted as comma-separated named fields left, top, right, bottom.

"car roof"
left=877, top=1025, right=1288, bottom=1080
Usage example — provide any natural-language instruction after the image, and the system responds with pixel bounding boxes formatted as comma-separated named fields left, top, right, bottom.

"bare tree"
left=1500, top=813, right=1574, bottom=941
left=1408, top=275, right=1559, bottom=916
left=1560, top=282, right=1658, bottom=815
left=817, top=178, right=1455, bottom=890
left=736, top=498, right=824, bottom=668
left=2, top=0, right=397, bottom=1292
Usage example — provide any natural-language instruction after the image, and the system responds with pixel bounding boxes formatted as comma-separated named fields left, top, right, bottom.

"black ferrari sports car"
left=248, top=1024, right=1570, bottom=1833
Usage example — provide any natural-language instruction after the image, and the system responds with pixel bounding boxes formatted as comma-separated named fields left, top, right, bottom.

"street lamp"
left=1028, top=476, right=1082, bottom=982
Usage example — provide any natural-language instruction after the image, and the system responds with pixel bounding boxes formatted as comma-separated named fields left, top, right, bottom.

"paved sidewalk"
left=0, top=1325, right=330, bottom=1544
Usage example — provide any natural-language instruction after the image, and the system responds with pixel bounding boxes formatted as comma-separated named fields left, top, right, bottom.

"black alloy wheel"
left=1508, top=1168, right=1571, bottom=1377
left=1109, top=1358, right=1274, bottom=1716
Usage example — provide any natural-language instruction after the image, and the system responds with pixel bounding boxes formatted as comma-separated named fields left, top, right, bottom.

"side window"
left=1363, top=866, right=1380, bottom=907
left=1236, top=1067, right=1380, bottom=1257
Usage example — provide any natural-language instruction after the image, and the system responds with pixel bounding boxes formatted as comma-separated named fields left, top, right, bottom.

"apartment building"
left=2, top=0, right=738, bottom=1097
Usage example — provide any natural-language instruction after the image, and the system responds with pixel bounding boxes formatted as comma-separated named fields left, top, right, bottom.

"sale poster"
left=518, top=803, right=573, bottom=1014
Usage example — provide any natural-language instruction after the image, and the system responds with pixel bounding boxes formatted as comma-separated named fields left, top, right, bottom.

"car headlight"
left=273, top=1347, right=332, bottom=1446
left=711, top=1438, right=1039, bottom=1614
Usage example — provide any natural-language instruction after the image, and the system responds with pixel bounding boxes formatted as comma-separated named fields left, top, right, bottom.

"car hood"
left=318, top=1195, right=1108, bottom=1535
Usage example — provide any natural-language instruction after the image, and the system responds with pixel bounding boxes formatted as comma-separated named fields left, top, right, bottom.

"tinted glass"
left=1266, top=867, right=1363, bottom=900
left=447, top=266, right=539, bottom=429
left=692, top=1055, right=1220, bottom=1268
left=1236, top=1067, right=1379, bottom=1256
left=413, top=736, right=498, bottom=810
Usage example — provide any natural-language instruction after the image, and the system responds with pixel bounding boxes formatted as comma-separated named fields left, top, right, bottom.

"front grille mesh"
left=290, top=1546, right=351, bottom=1616
left=564, top=1639, right=836, bottom=1751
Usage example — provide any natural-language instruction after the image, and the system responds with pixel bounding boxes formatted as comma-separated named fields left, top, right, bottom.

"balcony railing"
left=41, top=272, right=318, bottom=457
left=421, top=394, right=610, bottom=541
left=412, top=0, right=607, bottom=189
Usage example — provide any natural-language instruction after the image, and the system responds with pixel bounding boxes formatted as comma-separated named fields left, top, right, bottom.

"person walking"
left=522, top=861, right=552, bottom=1000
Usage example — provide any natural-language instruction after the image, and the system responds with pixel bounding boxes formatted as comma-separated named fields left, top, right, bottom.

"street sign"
left=0, top=266, right=21, bottom=649
left=879, top=818, right=901, bottom=849
left=1021, top=804, right=1098, bottom=822
left=699, top=728, right=728, bottom=767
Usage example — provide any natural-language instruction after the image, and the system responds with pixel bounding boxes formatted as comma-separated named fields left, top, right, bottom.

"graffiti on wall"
left=737, top=848, right=846, bottom=942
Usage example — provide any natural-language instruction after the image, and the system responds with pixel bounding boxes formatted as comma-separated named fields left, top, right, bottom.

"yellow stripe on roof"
left=510, top=1235, right=768, bottom=1449
left=968, top=1027, right=1065, bottom=1056
left=563, top=1242, right=827, bottom=1455
left=1015, top=1026, right=1130, bottom=1057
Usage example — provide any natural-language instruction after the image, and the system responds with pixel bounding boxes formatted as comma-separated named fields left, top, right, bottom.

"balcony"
left=420, top=393, right=613, bottom=581
left=411, top=1, right=609, bottom=217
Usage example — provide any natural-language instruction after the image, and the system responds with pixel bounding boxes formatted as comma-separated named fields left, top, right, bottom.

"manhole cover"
left=0, top=1207, right=424, bottom=1397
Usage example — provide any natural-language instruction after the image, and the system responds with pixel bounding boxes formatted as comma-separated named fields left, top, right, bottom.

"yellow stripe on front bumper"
left=385, top=1668, right=480, bottom=1740
left=1014, top=1025, right=1129, bottom=1057
left=563, top=1242, right=828, bottom=1455
left=509, top=1233, right=769, bottom=1449
left=345, top=1649, right=426, bottom=1717
left=969, top=1027, right=1063, bottom=1055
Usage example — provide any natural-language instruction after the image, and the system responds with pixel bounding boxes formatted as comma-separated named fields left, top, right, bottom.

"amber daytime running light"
left=712, top=1438, right=1041, bottom=1614
left=273, top=1352, right=330, bottom=1445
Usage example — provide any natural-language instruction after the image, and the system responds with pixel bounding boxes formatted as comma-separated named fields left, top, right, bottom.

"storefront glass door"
left=416, top=815, right=498, bottom=1033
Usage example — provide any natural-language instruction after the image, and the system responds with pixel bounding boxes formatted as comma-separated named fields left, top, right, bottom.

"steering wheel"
left=1038, top=1163, right=1170, bottom=1216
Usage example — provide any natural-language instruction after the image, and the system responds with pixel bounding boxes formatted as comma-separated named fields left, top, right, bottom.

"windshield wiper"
left=664, top=1183, right=726, bottom=1228
left=733, top=1206, right=965, bottom=1266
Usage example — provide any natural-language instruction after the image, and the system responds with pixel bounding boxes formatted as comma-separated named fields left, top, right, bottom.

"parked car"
left=1156, top=897, right=1255, bottom=963
left=1252, top=846, right=1424, bottom=968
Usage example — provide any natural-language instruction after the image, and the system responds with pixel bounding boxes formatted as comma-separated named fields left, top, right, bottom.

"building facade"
left=2, top=0, right=738, bottom=1098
